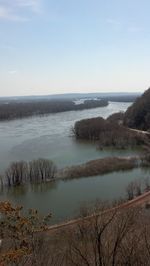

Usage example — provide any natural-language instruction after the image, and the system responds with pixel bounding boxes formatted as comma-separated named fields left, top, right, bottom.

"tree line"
left=0, top=99, right=108, bottom=121
left=124, top=87, right=150, bottom=130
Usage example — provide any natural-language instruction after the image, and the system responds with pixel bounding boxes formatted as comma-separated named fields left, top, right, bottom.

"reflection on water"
left=0, top=182, right=58, bottom=196
left=5, top=185, right=28, bottom=197
left=30, top=182, right=58, bottom=193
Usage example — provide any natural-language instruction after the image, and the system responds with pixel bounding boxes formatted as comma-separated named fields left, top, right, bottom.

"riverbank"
left=1, top=189, right=149, bottom=266
left=47, top=189, right=150, bottom=233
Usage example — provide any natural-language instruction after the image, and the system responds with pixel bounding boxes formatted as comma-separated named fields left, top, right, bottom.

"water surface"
left=0, top=167, right=149, bottom=223
left=0, top=101, right=144, bottom=223
left=0, top=102, right=133, bottom=172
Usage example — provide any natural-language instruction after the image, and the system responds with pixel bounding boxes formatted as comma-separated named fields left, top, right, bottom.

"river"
left=0, top=168, right=149, bottom=223
left=0, top=101, right=134, bottom=172
left=0, top=101, right=147, bottom=223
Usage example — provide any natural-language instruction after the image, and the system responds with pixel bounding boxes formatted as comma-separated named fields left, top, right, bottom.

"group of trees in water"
left=73, top=116, right=149, bottom=149
left=0, top=99, right=108, bottom=121
left=2, top=158, right=57, bottom=187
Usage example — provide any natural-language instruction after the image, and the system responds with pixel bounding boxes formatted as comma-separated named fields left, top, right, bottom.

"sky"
left=0, top=0, right=150, bottom=97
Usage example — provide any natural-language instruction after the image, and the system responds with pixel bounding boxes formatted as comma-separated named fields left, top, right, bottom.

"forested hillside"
left=124, top=88, right=150, bottom=130
left=73, top=117, right=148, bottom=149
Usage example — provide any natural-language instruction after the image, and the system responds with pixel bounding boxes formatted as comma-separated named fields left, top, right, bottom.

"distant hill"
left=0, top=92, right=140, bottom=104
left=124, top=88, right=150, bottom=130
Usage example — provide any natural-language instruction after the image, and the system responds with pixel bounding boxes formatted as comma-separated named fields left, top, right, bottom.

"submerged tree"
left=4, top=159, right=57, bottom=187
left=29, top=158, right=57, bottom=182
left=5, top=161, right=28, bottom=187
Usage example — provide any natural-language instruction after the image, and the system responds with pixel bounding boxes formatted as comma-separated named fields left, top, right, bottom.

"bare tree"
left=4, top=159, right=57, bottom=187
left=64, top=203, right=141, bottom=266
left=144, top=177, right=150, bottom=191
left=5, top=161, right=28, bottom=186
left=126, top=182, right=135, bottom=200
left=29, top=158, right=57, bottom=183
left=0, top=175, right=3, bottom=189
left=134, top=180, right=142, bottom=197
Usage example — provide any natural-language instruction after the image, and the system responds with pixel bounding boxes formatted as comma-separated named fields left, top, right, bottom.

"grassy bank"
left=60, top=156, right=138, bottom=179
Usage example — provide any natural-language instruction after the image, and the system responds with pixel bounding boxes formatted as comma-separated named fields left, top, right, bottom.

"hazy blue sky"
left=0, top=0, right=150, bottom=96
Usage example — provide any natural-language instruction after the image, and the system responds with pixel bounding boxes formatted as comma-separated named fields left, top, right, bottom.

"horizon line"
left=0, top=91, right=143, bottom=99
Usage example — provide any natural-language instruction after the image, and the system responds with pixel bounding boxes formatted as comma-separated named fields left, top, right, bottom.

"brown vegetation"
left=62, top=157, right=137, bottom=179
left=64, top=206, right=150, bottom=266
left=0, top=201, right=52, bottom=266
left=107, top=111, right=124, bottom=124
left=1, top=201, right=150, bottom=265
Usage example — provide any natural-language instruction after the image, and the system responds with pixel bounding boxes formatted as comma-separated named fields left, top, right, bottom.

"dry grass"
left=63, top=157, right=137, bottom=179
